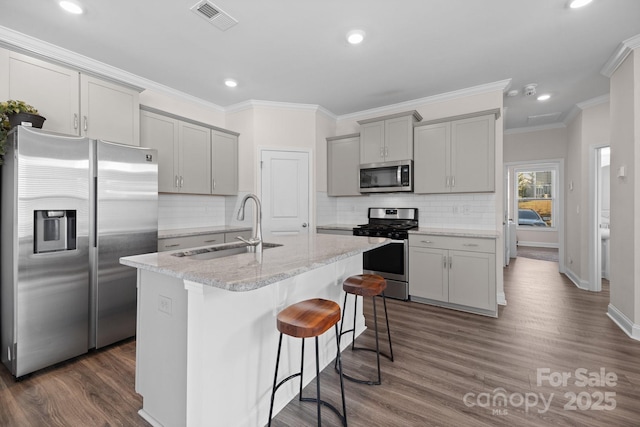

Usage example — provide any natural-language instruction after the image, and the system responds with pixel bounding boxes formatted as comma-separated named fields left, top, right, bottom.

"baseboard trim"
left=607, top=304, right=640, bottom=341
left=497, top=292, right=507, bottom=306
left=563, top=267, right=589, bottom=290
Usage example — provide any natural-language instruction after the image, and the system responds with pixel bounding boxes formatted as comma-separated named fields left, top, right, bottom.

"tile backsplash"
left=158, top=194, right=226, bottom=230
left=317, top=191, right=496, bottom=229
left=159, top=191, right=496, bottom=231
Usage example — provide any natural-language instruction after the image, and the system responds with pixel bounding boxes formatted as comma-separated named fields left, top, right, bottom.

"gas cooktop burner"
left=353, top=207, right=419, bottom=239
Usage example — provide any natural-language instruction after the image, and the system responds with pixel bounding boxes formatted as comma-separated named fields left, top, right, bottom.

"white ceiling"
left=1, top=0, right=639, bottom=130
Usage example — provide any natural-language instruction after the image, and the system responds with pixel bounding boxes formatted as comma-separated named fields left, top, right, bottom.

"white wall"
left=504, top=127, right=568, bottom=247
left=608, top=48, right=640, bottom=336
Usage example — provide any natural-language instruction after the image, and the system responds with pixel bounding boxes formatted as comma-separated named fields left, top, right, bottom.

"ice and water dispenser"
left=34, top=210, right=77, bottom=253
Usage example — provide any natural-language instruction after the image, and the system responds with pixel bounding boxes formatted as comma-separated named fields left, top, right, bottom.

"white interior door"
left=261, top=150, right=310, bottom=238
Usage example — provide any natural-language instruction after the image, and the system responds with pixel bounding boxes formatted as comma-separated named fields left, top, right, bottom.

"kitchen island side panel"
left=135, top=254, right=364, bottom=427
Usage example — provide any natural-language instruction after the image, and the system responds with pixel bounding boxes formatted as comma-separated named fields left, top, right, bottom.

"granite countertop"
left=121, top=234, right=388, bottom=292
left=410, top=227, right=500, bottom=239
left=158, top=225, right=252, bottom=239
left=316, top=224, right=361, bottom=231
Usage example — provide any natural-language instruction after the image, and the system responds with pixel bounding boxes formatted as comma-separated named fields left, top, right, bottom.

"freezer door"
left=93, top=140, right=158, bottom=348
left=2, top=127, right=91, bottom=377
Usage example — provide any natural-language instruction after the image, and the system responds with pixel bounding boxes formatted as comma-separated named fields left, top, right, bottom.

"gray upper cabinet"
left=179, top=121, right=212, bottom=194
left=140, top=108, right=239, bottom=195
left=140, top=111, right=179, bottom=193
left=80, top=74, right=140, bottom=145
left=358, top=111, right=422, bottom=164
left=414, top=114, right=495, bottom=194
left=211, top=130, right=238, bottom=195
left=327, top=133, right=360, bottom=196
left=3, top=49, right=140, bottom=145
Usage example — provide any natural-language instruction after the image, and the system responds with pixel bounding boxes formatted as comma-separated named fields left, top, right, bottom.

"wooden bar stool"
left=268, top=298, right=347, bottom=427
left=336, top=274, right=394, bottom=385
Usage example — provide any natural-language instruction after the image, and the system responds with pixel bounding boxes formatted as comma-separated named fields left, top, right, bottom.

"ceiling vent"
left=191, top=1, right=238, bottom=31
left=527, top=112, right=562, bottom=126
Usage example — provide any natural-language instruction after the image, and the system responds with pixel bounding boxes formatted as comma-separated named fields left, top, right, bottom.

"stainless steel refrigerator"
left=1, top=126, right=158, bottom=377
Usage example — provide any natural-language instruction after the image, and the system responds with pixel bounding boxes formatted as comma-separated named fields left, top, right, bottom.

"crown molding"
left=225, top=99, right=336, bottom=118
left=504, top=122, right=566, bottom=135
left=576, top=94, right=610, bottom=110
left=337, top=79, right=511, bottom=122
left=0, top=25, right=225, bottom=112
left=561, top=94, right=610, bottom=126
left=601, top=33, right=640, bottom=78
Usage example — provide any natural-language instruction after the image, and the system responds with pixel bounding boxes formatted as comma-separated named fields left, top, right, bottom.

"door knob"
left=302, top=223, right=308, bottom=228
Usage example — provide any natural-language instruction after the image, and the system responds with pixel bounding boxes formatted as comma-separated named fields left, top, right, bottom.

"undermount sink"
left=171, top=242, right=282, bottom=261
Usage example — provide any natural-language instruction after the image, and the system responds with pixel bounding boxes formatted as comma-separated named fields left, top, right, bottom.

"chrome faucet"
left=236, top=193, right=263, bottom=253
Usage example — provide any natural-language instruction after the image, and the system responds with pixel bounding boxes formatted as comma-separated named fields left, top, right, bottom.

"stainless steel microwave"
left=359, top=160, right=413, bottom=193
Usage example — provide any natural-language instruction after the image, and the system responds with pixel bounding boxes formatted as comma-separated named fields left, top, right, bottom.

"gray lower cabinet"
left=158, top=230, right=252, bottom=252
left=409, top=234, right=496, bottom=316
left=326, top=134, right=360, bottom=196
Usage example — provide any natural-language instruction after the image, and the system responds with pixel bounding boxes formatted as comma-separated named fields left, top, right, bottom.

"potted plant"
left=1, top=100, right=46, bottom=165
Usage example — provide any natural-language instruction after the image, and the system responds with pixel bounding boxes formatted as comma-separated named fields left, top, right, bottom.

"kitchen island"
left=120, top=233, right=388, bottom=427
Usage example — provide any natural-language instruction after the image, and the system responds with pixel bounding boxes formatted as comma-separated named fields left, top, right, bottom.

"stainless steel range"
left=353, top=208, right=418, bottom=300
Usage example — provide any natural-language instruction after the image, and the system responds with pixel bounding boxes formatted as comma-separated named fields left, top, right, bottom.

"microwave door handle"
left=397, top=166, right=401, bottom=184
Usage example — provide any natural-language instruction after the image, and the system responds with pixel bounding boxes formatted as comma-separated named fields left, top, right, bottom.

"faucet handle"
left=237, top=236, right=261, bottom=246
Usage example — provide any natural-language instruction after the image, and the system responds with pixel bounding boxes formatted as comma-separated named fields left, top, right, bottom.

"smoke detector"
left=191, top=1, right=238, bottom=31
left=523, top=84, right=538, bottom=97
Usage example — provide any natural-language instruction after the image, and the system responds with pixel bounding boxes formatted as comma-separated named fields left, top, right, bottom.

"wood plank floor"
left=1, top=257, right=639, bottom=426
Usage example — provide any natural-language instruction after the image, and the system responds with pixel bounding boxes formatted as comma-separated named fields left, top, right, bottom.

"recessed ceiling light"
left=224, top=79, right=237, bottom=88
left=537, top=94, right=551, bottom=101
left=346, top=30, right=365, bottom=45
left=569, top=0, right=593, bottom=8
left=59, top=1, right=83, bottom=14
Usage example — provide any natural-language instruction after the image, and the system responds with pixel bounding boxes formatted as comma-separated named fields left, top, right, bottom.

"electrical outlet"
left=159, top=295, right=172, bottom=315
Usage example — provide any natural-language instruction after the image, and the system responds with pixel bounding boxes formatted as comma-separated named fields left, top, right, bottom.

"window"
left=516, top=168, right=556, bottom=228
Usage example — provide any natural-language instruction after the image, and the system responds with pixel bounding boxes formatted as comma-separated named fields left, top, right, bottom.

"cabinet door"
left=80, top=75, right=140, bottom=145
left=140, top=111, right=179, bottom=193
left=384, top=116, right=413, bottom=162
left=327, top=136, right=360, bottom=196
left=8, top=52, right=80, bottom=135
left=414, top=122, right=450, bottom=194
left=409, top=247, right=448, bottom=301
left=448, top=250, right=495, bottom=310
left=450, top=115, right=495, bottom=193
left=359, top=121, right=384, bottom=164
left=211, top=130, right=238, bottom=195
left=179, top=122, right=211, bottom=194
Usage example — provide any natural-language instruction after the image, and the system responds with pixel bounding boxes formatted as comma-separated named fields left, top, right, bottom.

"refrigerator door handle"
left=93, top=177, right=98, bottom=247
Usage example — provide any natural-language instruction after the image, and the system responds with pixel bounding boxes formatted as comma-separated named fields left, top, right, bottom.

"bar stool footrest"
left=299, top=397, right=347, bottom=426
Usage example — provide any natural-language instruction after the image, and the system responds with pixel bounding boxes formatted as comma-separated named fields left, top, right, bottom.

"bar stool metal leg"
left=335, top=291, right=393, bottom=385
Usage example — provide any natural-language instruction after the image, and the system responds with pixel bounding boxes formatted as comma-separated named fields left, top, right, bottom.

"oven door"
left=362, top=240, right=408, bottom=300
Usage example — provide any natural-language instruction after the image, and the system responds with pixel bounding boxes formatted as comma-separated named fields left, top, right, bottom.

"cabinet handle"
left=83, top=116, right=88, bottom=132
left=179, top=176, right=184, bottom=188
left=385, top=146, right=389, bottom=156
left=165, top=244, right=180, bottom=248
left=449, top=256, right=452, bottom=269
left=74, top=114, right=79, bottom=130
left=175, top=175, right=179, bottom=188
left=451, top=176, right=455, bottom=188
left=380, top=147, right=384, bottom=158
left=212, top=179, right=216, bottom=190
left=203, top=239, right=218, bottom=243
left=421, top=240, right=433, bottom=244
left=463, top=243, right=479, bottom=247
left=446, top=176, right=450, bottom=187
left=443, top=256, right=447, bottom=269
